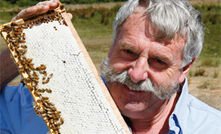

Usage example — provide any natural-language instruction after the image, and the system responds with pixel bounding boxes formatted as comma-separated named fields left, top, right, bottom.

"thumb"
left=66, top=13, right=73, bottom=20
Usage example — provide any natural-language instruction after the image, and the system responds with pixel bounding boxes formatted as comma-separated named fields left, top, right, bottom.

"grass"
left=196, top=4, right=221, bottom=59
left=194, top=68, right=206, bottom=76
left=214, top=70, right=219, bottom=78
left=197, top=81, right=209, bottom=89
left=201, top=58, right=221, bottom=67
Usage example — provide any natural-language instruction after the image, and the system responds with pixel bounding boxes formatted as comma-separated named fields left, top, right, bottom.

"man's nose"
left=127, top=57, right=148, bottom=83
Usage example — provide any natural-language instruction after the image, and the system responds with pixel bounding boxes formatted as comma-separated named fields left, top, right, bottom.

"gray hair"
left=112, top=0, right=205, bottom=68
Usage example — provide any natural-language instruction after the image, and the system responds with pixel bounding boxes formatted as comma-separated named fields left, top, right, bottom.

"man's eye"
left=124, top=49, right=133, bottom=54
left=155, top=59, right=164, bottom=64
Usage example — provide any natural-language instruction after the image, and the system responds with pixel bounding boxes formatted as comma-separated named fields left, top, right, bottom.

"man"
left=1, top=0, right=221, bottom=134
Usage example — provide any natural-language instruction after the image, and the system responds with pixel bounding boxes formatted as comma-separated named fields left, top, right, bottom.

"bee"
left=21, top=24, right=28, bottom=29
left=49, top=124, right=55, bottom=129
left=33, top=105, right=41, bottom=112
left=43, top=115, right=48, bottom=121
left=53, top=127, right=60, bottom=131
left=11, top=38, right=17, bottom=43
left=30, top=23, right=34, bottom=28
left=37, top=88, right=45, bottom=93
left=50, top=107, right=57, bottom=111
left=19, top=39, right=25, bottom=43
left=10, top=22, right=18, bottom=26
left=42, top=79, right=49, bottom=84
left=25, top=77, right=31, bottom=83
left=9, top=45, right=15, bottom=51
left=33, top=71, right=38, bottom=76
left=14, top=30, right=22, bottom=35
left=46, top=88, right=52, bottom=93
left=55, top=111, right=61, bottom=115
left=49, top=119, right=54, bottom=124
left=47, top=114, right=54, bottom=118
left=48, top=73, right=53, bottom=79
left=29, top=63, right=35, bottom=70
left=40, top=64, right=47, bottom=70
left=22, top=33, right=26, bottom=39
left=39, top=70, right=47, bottom=74
left=24, top=64, right=31, bottom=71
left=19, top=68, right=25, bottom=73
left=13, top=28, right=19, bottom=32
left=21, top=44, right=27, bottom=49
left=43, top=102, right=50, bottom=108
left=45, top=100, right=54, bottom=106
left=20, top=79, right=26, bottom=86
left=33, top=91, right=40, bottom=97
left=37, top=98, right=43, bottom=103
left=60, top=4, right=64, bottom=10
left=47, top=110, right=53, bottom=115
left=63, top=21, right=68, bottom=26
left=54, top=130, right=59, bottom=134
left=36, top=109, right=45, bottom=116
left=31, top=81, right=37, bottom=87
left=41, top=114, right=48, bottom=121
left=29, top=86, right=35, bottom=91
left=45, top=108, right=53, bottom=113
left=54, top=121, right=61, bottom=126
left=22, top=55, right=27, bottom=59
left=43, top=73, right=47, bottom=80
left=1, top=25, right=10, bottom=32
left=36, top=65, right=46, bottom=71
left=42, top=96, right=49, bottom=100
left=60, top=117, right=64, bottom=124
left=33, top=75, right=39, bottom=80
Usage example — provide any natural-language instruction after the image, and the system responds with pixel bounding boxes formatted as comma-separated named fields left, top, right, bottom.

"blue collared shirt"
left=168, top=79, right=221, bottom=134
left=1, top=79, right=221, bottom=134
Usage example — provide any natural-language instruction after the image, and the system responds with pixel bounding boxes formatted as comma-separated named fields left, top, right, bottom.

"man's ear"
left=179, top=57, right=196, bottom=83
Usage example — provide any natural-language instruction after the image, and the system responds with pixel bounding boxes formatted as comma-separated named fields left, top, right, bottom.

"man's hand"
left=11, top=0, right=61, bottom=21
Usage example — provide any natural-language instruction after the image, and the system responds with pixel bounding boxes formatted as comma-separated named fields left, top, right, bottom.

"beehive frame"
left=0, top=5, right=131, bottom=134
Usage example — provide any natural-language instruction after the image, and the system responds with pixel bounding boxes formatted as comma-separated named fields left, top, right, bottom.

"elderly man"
left=1, top=0, right=221, bottom=133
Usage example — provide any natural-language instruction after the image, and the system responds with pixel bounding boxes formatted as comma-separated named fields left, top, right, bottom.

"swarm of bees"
left=0, top=5, right=66, bottom=134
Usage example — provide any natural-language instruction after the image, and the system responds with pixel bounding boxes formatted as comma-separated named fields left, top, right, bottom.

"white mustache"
left=105, top=69, right=155, bottom=92
left=100, top=58, right=179, bottom=99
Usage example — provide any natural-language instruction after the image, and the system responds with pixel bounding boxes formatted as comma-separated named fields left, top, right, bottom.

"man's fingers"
left=11, top=0, right=60, bottom=22
left=66, top=13, right=73, bottom=20
left=11, top=6, right=38, bottom=21
left=35, top=5, right=50, bottom=15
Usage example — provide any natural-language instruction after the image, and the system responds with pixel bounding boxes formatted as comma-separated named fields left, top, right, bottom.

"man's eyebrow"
left=119, top=40, right=139, bottom=54
left=153, top=55, right=170, bottom=61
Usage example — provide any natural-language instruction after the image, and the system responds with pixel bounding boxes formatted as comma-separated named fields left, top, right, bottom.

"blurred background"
left=0, top=0, right=220, bottom=110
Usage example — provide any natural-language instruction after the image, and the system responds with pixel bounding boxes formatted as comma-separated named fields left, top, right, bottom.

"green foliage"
left=189, top=70, right=193, bottom=77
left=201, top=58, right=221, bottom=67
left=197, top=81, right=209, bottom=89
left=15, top=0, right=39, bottom=7
left=194, top=68, right=206, bottom=76
left=0, top=0, right=12, bottom=8
left=0, top=0, right=126, bottom=7
left=213, top=70, right=219, bottom=78
left=195, top=4, right=221, bottom=59
left=0, top=0, right=39, bottom=7
left=0, top=3, right=220, bottom=62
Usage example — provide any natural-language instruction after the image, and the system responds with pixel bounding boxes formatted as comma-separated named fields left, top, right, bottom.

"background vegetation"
left=0, top=0, right=126, bottom=7
left=0, top=2, right=220, bottom=68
